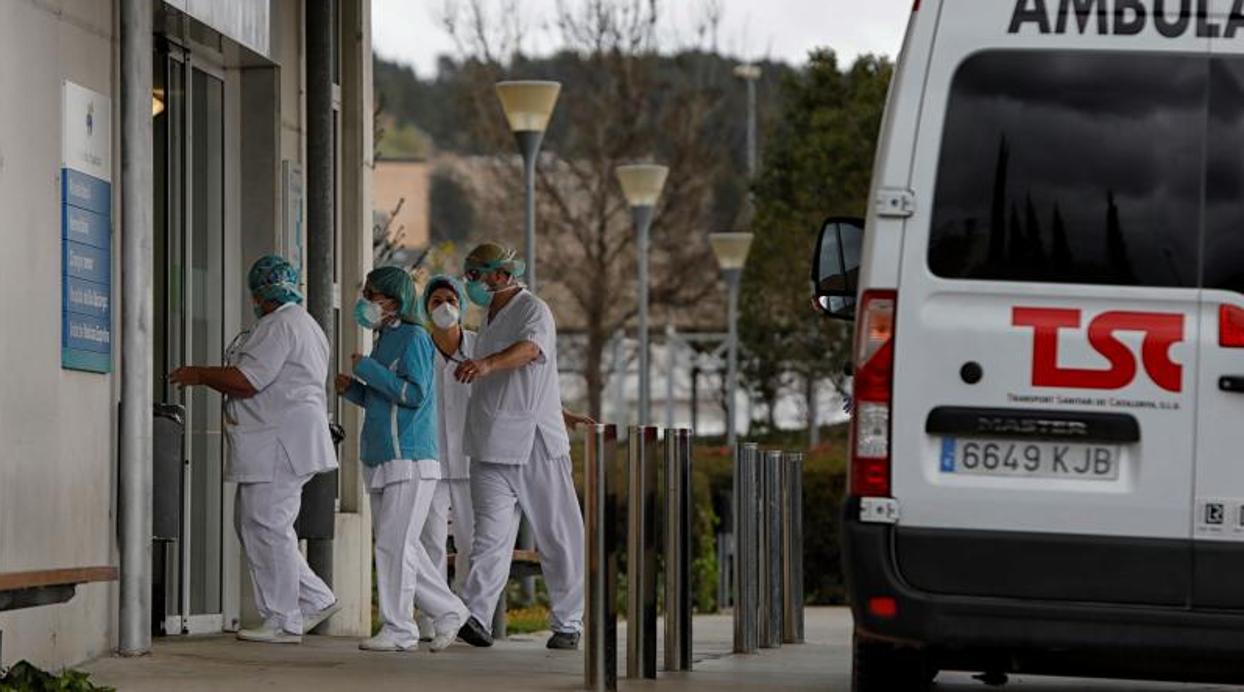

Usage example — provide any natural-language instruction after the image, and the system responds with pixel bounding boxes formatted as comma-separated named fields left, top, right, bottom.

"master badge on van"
left=1013, top=307, right=1184, bottom=393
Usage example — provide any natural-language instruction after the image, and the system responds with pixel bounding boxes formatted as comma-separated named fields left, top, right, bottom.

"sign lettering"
left=1009, top=0, right=1244, bottom=38
left=1013, top=307, right=1184, bottom=393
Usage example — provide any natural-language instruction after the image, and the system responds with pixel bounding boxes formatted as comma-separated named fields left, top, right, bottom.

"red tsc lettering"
left=1012, top=307, right=1184, bottom=393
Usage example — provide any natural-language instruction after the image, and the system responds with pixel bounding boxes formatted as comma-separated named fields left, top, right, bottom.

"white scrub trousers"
left=370, top=473, right=468, bottom=648
left=462, top=452, right=585, bottom=635
left=235, top=473, right=336, bottom=635
left=421, top=479, right=476, bottom=592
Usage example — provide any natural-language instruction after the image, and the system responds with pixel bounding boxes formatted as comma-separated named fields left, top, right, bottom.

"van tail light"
left=851, top=290, right=897, bottom=497
left=868, top=596, right=899, bottom=619
left=1220, top=304, right=1244, bottom=348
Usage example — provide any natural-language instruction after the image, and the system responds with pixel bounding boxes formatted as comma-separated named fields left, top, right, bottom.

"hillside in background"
left=374, top=51, right=797, bottom=231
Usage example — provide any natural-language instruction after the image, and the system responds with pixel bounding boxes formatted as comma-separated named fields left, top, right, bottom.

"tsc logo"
left=1012, top=307, right=1184, bottom=393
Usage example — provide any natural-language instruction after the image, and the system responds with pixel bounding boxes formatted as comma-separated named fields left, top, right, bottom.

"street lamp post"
left=616, top=164, right=669, bottom=425
left=733, top=64, right=761, bottom=179
left=710, top=232, right=754, bottom=450
left=496, top=80, right=562, bottom=293
left=495, top=80, right=560, bottom=621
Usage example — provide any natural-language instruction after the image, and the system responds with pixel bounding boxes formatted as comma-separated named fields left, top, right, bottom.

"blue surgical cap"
left=247, top=255, right=303, bottom=306
left=419, top=274, right=467, bottom=324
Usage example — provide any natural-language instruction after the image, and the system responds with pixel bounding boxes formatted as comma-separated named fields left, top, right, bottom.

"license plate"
left=940, top=438, right=1120, bottom=480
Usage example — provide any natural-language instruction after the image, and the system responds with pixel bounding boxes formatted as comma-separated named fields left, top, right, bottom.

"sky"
left=372, top=0, right=912, bottom=77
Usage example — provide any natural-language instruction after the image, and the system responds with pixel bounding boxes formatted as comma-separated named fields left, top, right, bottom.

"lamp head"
left=615, top=164, right=670, bottom=208
left=495, top=80, right=562, bottom=133
left=709, top=232, right=754, bottom=271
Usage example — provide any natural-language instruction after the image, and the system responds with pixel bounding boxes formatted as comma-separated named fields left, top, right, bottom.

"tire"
left=851, top=633, right=933, bottom=692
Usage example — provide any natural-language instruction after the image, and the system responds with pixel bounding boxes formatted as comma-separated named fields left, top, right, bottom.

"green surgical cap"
left=366, top=266, right=419, bottom=324
left=464, top=242, right=526, bottom=279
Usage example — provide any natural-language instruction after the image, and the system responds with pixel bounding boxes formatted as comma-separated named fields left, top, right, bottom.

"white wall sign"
left=62, top=81, right=111, bottom=183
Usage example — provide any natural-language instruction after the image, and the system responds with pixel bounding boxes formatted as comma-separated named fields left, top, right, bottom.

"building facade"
left=0, top=0, right=375, bottom=669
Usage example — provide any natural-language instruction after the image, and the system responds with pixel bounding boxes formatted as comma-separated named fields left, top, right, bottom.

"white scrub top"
left=435, top=329, right=476, bottom=479
left=224, top=302, right=338, bottom=483
left=464, top=290, right=570, bottom=465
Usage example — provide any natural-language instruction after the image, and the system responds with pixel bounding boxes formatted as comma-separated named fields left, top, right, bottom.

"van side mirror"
left=811, top=217, right=865, bottom=321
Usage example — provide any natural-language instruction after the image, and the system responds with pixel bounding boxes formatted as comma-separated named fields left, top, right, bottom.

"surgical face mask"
left=354, top=298, right=386, bottom=329
left=466, top=280, right=494, bottom=307
left=431, top=302, right=460, bottom=330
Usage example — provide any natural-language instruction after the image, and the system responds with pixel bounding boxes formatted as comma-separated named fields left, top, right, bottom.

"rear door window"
left=1204, top=59, right=1244, bottom=293
left=928, top=51, right=1206, bottom=287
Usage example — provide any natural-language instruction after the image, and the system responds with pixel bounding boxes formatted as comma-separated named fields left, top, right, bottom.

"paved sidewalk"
left=83, top=608, right=851, bottom=691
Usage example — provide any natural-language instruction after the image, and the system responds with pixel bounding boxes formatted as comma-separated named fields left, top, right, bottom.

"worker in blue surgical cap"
left=171, top=255, right=339, bottom=644
left=413, top=274, right=478, bottom=641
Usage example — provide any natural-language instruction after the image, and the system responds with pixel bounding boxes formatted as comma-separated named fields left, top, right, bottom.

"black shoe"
left=457, top=616, right=494, bottom=648
left=546, top=631, right=581, bottom=650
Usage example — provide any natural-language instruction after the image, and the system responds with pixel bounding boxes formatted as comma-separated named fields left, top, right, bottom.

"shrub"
left=0, top=662, right=114, bottom=692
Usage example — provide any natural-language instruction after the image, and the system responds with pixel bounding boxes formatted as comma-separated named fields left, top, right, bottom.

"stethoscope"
left=438, top=333, right=468, bottom=365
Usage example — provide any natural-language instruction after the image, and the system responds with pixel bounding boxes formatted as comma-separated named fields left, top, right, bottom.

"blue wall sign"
left=61, top=81, right=112, bottom=373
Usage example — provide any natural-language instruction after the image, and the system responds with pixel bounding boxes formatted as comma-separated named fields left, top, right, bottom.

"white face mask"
left=431, top=302, right=460, bottom=330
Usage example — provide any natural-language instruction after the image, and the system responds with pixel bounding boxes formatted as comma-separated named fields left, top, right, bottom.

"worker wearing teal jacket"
left=342, top=303, right=439, bottom=465
left=337, top=266, right=468, bottom=653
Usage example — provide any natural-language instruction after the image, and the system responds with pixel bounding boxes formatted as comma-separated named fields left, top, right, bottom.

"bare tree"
left=441, top=0, right=732, bottom=418
left=373, top=197, right=409, bottom=266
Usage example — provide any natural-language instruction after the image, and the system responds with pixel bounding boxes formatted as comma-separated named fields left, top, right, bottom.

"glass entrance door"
left=153, top=44, right=226, bottom=636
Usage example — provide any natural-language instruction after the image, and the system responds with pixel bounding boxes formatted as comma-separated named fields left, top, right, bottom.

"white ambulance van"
left=812, top=1, right=1244, bottom=689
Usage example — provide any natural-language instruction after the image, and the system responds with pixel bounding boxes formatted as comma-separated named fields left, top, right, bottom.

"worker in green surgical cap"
left=336, top=266, right=468, bottom=652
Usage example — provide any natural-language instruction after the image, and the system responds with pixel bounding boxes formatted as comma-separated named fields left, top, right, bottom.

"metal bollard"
left=585, top=424, right=619, bottom=691
left=782, top=452, right=805, bottom=644
left=664, top=428, right=694, bottom=672
left=732, top=442, right=760, bottom=653
left=756, top=450, right=769, bottom=648
left=627, top=426, right=660, bottom=679
left=764, top=450, right=785, bottom=648
left=751, top=450, right=771, bottom=647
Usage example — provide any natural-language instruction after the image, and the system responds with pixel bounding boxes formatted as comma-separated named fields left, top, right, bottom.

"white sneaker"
left=237, top=626, right=302, bottom=644
left=303, top=601, right=341, bottom=633
left=359, top=633, right=417, bottom=652
left=428, top=631, right=456, bottom=652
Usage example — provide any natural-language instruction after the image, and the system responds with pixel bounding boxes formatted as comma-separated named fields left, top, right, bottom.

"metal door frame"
left=159, top=41, right=231, bottom=637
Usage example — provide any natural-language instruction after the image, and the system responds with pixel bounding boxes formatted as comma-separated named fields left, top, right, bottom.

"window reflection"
left=929, top=51, right=1205, bottom=287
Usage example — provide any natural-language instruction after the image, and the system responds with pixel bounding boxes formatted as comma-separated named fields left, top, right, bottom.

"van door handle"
left=1219, top=376, right=1244, bottom=393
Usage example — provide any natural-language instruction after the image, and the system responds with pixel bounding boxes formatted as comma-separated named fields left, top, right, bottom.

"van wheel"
left=851, top=633, right=933, bottom=692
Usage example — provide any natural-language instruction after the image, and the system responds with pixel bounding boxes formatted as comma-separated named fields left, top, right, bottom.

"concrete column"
left=303, top=0, right=336, bottom=587
left=325, top=0, right=375, bottom=639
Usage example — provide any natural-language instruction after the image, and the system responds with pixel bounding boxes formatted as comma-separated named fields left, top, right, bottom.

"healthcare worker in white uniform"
left=336, top=266, right=468, bottom=652
left=170, top=255, right=339, bottom=644
left=414, top=275, right=477, bottom=641
left=452, top=243, right=593, bottom=651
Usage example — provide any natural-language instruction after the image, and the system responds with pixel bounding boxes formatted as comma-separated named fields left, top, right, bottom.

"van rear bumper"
left=843, top=504, right=1244, bottom=682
